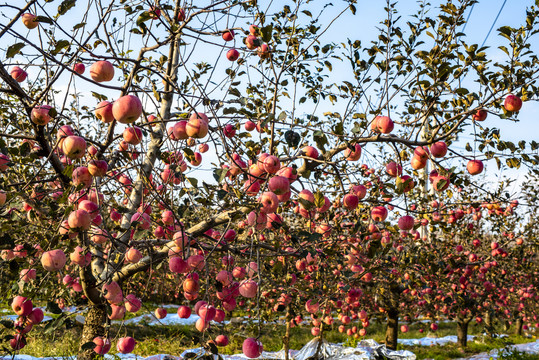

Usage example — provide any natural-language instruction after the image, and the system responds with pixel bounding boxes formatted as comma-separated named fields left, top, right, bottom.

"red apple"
left=12, top=296, right=33, bottom=316
left=123, top=126, right=143, bottom=145
left=343, top=194, right=359, bottom=210
left=215, top=335, right=229, bottom=347
left=227, top=48, right=240, bottom=61
left=125, top=247, right=142, bottom=264
left=112, top=95, right=142, bottom=124
left=28, top=308, right=44, bottom=324
left=371, top=206, right=388, bottom=222
left=257, top=44, right=270, bottom=59
left=222, top=30, right=235, bottom=41
left=68, top=209, right=91, bottom=230
left=155, top=307, right=167, bottom=319
left=88, top=160, right=108, bottom=177
left=398, top=215, right=415, bottom=231
left=186, top=112, right=209, bottom=138
left=302, top=146, right=319, bottom=159
left=22, top=13, right=38, bottom=29
left=410, top=155, right=427, bottom=170
left=238, top=280, right=257, bottom=299
left=72, top=166, right=93, bottom=188
left=467, top=159, right=484, bottom=175
left=177, top=305, right=192, bottom=318
left=268, top=176, right=289, bottom=195
left=504, top=94, right=522, bottom=112
left=243, top=338, right=263, bottom=359
left=0, top=190, right=6, bottom=206
left=259, top=192, right=279, bottom=214
left=31, top=105, right=54, bottom=126
left=93, top=337, right=111, bottom=355
left=245, top=35, right=258, bottom=50
left=62, top=135, right=87, bottom=159
left=10, top=66, right=27, bottom=82
left=344, top=144, right=362, bottom=161
left=245, top=120, right=256, bottom=131
left=72, top=63, right=85, bottom=75
left=376, top=116, right=394, bottom=134
left=95, top=101, right=114, bottom=123
left=124, top=294, right=142, bottom=313
left=177, top=8, right=186, bottom=22
left=41, top=249, right=67, bottom=271
left=472, top=109, right=487, bottom=121
left=89, top=60, right=114, bottom=82
left=117, top=337, right=136, bottom=354
left=430, top=141, right=447, bottom=158
left=149, top=6, right=161, bottom=19
left=10, top=334, right=26, bottom=350
left=386, top=162, right=402, bottom=177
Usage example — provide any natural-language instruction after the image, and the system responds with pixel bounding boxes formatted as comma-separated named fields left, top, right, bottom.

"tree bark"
left=283, top=306, right=292, bottom=360
left=484, top=311, right=493, bottom=337
left=516, top=317, right=523, bottom=336
left=78, top=304, right=107, bottom=360
left=385, top=308, right=399, bottom=350
left=457, top=318, right=470, bottom=348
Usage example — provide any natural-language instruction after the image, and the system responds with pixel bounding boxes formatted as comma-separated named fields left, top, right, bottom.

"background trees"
left=1, top=0, right=539, bottom=358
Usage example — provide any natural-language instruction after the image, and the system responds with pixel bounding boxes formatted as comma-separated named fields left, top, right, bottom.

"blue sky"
left=5, top=0, right=538, bottom=199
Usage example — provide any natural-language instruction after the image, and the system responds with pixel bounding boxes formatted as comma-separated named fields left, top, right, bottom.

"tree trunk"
left=283, top=306, right=292, bottom=360
left=515, top=317, right=523, bottom=336
left=484, top=311, right=493, bottom=337
left=457, top=318, right=470, bottom=348
left=78, top=304, right=108, bottom=360
left=385, top=308, right=399, bottom=350
left=503, top=320, right=510, bottom=332
left=314, top=322, right=324, bottom=359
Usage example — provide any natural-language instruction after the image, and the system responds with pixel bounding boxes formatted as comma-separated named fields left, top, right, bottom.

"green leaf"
left=284, top=130, right=300, bottom=147
left=81, top=341, right=96, bottom=350
left=313, top=130, right=328, bottom=151
left=52, top=40, right=70, bottom=55
left=213, top=168, right=228, bottom=183
left=187, top=177, right=198, bottom=188
left=72, top=22, right=86, bottom=30
left=6, top=43, right=25, bottom=58
left=314, top=191, right=325, bottom=209
left=298, top=197, right=314, bottom=210
left=333, top=122, right=344, bottom=135
left=260, top=25, right=273, bottom=43
left=58, top=0, right=76, bottom=15
left=46, top=301, right=63, bottom=315
left=351, top=122, right=362, bottom=134
left=35, top=16, right=53, bottom=24
left=0, top=319, right=14, bottom=329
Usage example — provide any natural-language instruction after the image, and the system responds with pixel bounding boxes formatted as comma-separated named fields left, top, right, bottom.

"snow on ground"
left=3, top=339, right=539, bottom=360
left=398, top=335, right=475, bottom=346
left=1, top=314, right=53, bottom=322
left=121, top=312, right=200, bottom=326
left=457, top=339, right=539, bottom=359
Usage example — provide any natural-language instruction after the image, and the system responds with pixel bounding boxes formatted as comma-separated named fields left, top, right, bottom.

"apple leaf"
left=6, top=43, right=25, bottom=59
left=52, top=40, right=70, bottom=55
left=314, top=191, right=325, bottom=209
left=81, top=341, right=96, bottom=350
left=36, top=16, right=54, bottom=24
left=58, top=0, right=76, bottom=15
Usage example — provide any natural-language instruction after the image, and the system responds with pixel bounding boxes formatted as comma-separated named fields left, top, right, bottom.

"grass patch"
left=1, top=312, right=537, bottom=359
